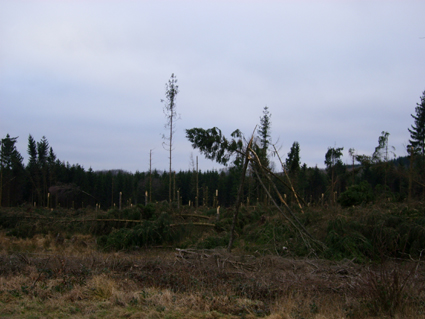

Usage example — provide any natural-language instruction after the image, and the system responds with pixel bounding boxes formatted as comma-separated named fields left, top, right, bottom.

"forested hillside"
left=1, top=90, right=425, bottom=209
left=0, top=133, right=422, bottom=210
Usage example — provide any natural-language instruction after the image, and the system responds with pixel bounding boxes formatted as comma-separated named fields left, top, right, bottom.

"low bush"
left=338, top=181, right=374, bottom=207
left=357, top=264, right=415, bottom=317
left=324, top=206, right=425, bottom=261
left=197, top=234, right=229, bottom=249
left=324, top=217, right=374, bottom=262
left=97, top=212, right=174, bottom=250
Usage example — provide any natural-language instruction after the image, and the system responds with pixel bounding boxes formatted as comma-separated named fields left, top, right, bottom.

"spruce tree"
left=408, top=90, right=425, bottom=160
left=0, top=134, right=24, bottom=206
left=286, top=141, right=301, bottom=176
left=162, top=73, right=179, bottom=204
left=47, top=147, right=57, bottom=191
left=27, top=135, right=41, bottom=205
left=27, top=135, right=37, bottom=166
left=408, top=90, right=425, bottom=197
left=284, top=142, right=301, bottom=202
left=254, top=106, right=272, bottom=203
left=37, top=136, right=49, bottom=205
left=257, top=106, right=272, bottom=168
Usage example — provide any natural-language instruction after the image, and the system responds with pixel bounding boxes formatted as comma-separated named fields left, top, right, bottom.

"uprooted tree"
left=186, top=126, right=326, bottom=254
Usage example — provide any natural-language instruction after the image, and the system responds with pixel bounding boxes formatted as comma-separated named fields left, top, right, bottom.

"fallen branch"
left=175, top=214, right=210, bottom=220
left=170, top=222, right=216, bottom=228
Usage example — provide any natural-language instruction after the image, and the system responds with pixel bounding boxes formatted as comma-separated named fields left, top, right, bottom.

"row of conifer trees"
left=1, top=89, right=425, bottom=209
left=0, top=132, right=423, bottom=210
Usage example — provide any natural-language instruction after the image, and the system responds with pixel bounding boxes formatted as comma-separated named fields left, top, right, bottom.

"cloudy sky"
left=1, top=0, right=424, bottom=173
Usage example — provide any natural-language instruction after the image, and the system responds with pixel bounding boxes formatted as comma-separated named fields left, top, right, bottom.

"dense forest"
left=1, top=89, right=425, bottom=210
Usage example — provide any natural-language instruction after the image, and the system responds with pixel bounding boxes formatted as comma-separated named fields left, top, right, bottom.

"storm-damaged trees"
left=162, top=73, right=179, bottom=204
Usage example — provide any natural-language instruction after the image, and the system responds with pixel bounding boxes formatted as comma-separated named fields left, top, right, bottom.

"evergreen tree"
left=307, top=166, right=327, bottom=203
left=47, top=147, right=57, bottom=191
left=408, top=90, right=425, bottom=197
left=284, top=142, right=301, bottom=202
left=254, top=106, right=272, bottom=203
left=257, top=106, right=272, bottom=167
left=27, top=135, right=37, bottom=166
left=186, top=127, right=243, bottom=166
left=325, top=147, right=344, bottom=205
left=37, top=136, right=49, bottom=165
left=27, top=135, right=41, bottom=204
left=162, top=73, right=179, bottom=204
left=286, top=141, right=301, bottom=176
left=408, top=90, right=425, bottom=159
left=37, top=136, right=49, bottom=205
left=0, top=135, right=24, bottom=206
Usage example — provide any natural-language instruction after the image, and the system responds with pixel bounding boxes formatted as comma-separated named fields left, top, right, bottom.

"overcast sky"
left=1, top=0, right=424, bottom=173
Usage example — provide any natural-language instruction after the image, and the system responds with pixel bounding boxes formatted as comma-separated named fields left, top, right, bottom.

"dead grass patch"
left=0, top=232, right=425, bottom=318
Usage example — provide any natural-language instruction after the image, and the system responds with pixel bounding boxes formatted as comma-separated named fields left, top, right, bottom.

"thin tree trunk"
left=227, top=134, right=254, bottom=252
left=196, top=156, right=198, bottom=208
left=169, top=115, right=172, bottom=204
left=149, top=149, right=152, bottom=203
left=250, top=146, right=326, bottom=253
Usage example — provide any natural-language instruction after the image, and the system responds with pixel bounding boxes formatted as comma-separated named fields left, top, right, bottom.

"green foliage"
left=162, top=73, right=179, bottom=203
left=236, top=207, right=264, bottom=231
left=373, top=131, right=395, bottom=162
left=3, top=202, right=425, bottom=263
left=245, top=218, right=286, bottom=245
left=286, top=141, right=301, bottom=175
left=97, top=212, right=173, bottom=250
left=1, top=135, right=23, bottom=170
left=106, top=207, right=137, bottom=220
left=325, top=217, right=374, bottom=262
left=325, top=206, right=425, bottom=261
left=142, top=203, right=156, bottom=219
left=197, top=234, right=229, bottom=249
left=408, top=89, right=425, bottom=158
left=185, top=127, right=243, bottom=166
left=324, top=147, right=344, bottom=169
left=256, top=106, right=272, bottom=169
left=6, top=224, right=37, bottom=239
left=374, top=184, right=396, bottom=201
left=338, top=181, right=374, bottom=207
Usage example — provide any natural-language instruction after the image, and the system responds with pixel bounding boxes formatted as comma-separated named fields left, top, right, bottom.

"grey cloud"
left=1, top=0, right=424, bottom=172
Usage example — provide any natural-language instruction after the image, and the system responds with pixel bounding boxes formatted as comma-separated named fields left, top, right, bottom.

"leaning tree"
left=186, top=126, right=325, bottom=254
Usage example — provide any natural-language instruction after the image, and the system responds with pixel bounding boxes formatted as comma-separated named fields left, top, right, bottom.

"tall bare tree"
left=162, top=74, right=179, bottom=203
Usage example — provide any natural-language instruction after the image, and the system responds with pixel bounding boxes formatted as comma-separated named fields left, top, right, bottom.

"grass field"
left=0, top=203, right=425, bottom=318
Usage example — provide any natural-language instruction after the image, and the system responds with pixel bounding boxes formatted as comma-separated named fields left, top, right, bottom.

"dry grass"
left=0, top=232, right=425, bottom=318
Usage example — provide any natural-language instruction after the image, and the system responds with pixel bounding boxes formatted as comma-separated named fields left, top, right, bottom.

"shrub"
left=358, top=264, right=414, bottom=317
left=141, top=203, right=156, bottom=220
left=97, top=212, right=174, bottom=250
left=374, top=184, right=397, bottom=202
left=197, top=234, right=229, bottom=249
left=325, top=217, right=374, bottom=261
left=338, top=181, right=374, bottom=207
left=106, top=207, right=142, bottom=220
